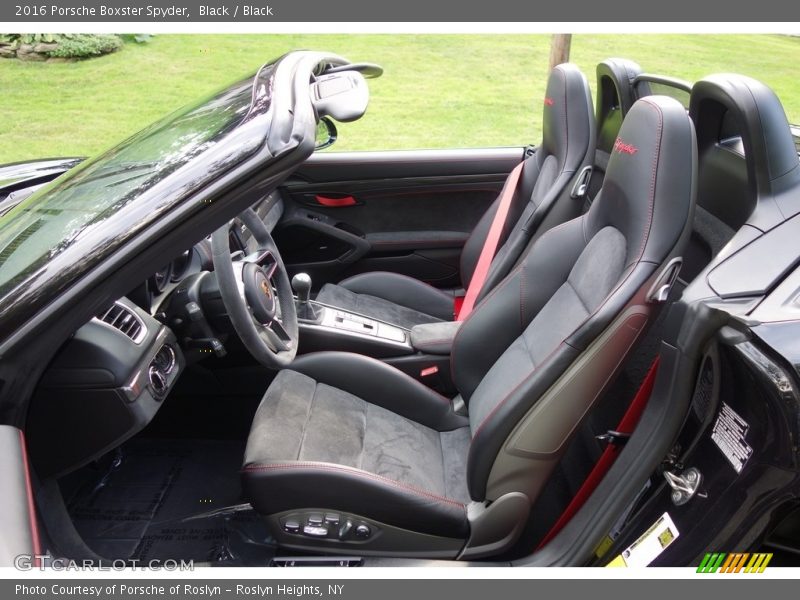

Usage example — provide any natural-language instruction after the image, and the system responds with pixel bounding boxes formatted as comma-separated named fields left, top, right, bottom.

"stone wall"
left=0, top=41, right=77, bottom=62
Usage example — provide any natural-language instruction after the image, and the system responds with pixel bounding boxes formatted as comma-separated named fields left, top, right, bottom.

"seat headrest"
left=586, top=95, right=697, bottom=267
left=594, top=58, right=643, bottom=154
left=541, top=63, right=594, bottom=167
left=690, top=75, right=800, bottom=198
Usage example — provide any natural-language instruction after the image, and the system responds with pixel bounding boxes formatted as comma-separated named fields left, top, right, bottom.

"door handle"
left=315, top=194, right=358, bottom=207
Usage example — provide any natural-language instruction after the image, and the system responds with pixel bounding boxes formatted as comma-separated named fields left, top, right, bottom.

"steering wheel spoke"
left=259, top=318, right=293, bottom=353
left=242, top=248, right=279, bottom=278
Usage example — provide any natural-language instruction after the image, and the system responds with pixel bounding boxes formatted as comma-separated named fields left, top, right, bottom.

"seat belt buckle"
left=596, top=429, right=630, bottom=446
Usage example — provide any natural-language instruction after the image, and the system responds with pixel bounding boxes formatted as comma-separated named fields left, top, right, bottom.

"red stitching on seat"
left=470, top=341, right=567, bottom=441
left=556, top=65, right=569, bottom=164
left=242, top=462, right=466, bottom=510
left=450, top=215, right=579, bottom=379
left=519, top=263, right=526, bottom=328
left=449, top=262, right=524, bottom=378
left=470, top=100, right=668, bottom=443
left=634, top=98, right=664, bottom=264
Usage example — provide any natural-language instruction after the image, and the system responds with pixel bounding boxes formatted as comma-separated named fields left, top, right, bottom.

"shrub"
left=0, top=34, right=125, bottom=60
left=45, top=34, right=123, bottom=58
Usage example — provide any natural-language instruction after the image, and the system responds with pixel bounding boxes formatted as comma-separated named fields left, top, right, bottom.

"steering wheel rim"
left=211, top=209, right=298, bottom=369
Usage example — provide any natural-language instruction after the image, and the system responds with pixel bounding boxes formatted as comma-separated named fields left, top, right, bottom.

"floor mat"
left=61, top=438, right=275, bottom=565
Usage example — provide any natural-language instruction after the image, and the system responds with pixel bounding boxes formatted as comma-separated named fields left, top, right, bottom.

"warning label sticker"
left=711, top=402, right=753, bottom=474
left=607, top=512, right=680, bottom=568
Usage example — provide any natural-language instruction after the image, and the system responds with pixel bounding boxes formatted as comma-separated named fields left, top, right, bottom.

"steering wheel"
left=210, top=209, right=299, bottom=369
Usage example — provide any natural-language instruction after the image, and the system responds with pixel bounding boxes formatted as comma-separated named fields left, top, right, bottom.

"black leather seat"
left=242, top=95, right=696, bottom=558
left=690, top=74, right=800, bottom=236
left=315, top=63, right=596, bottom=329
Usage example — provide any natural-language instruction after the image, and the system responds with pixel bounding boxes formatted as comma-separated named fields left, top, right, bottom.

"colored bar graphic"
left=698, top=552, right=773, bottom=574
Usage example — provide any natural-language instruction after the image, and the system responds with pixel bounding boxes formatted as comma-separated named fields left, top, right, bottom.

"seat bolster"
left=289, top=352, right=468, bottom=431
left=241, top=461, right=469, bottom=538
left=338, top=272, right=455, bottom=321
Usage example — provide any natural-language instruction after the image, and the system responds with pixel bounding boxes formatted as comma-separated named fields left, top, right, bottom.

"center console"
left=292, top=272, right=413, bottom=358
left=297, top=300, right=413, bottom=358
left=292, top=273, right=457, bottom=393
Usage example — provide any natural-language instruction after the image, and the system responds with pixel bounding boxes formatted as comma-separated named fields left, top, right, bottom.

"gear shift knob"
left=291, top=273, right=312, bottom=305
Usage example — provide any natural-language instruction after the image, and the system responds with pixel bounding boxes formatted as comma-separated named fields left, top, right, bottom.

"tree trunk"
left=549, top=34, right=572, bottom=70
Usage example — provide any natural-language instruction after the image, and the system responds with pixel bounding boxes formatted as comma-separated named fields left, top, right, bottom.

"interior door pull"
left=315, top=195, right=357, bottom=207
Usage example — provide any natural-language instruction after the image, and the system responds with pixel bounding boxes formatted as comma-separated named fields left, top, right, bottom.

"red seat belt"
left=456, top=161, right=525, bottom=321
left=452, top=295, right=465, bottom=319
left=536, top=356, right=661, bottom=550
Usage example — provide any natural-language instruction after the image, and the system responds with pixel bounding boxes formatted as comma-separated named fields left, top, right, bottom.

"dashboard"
left=26, top=191, right=285, bottom=479
left=130, top=191, right=284, bottom=315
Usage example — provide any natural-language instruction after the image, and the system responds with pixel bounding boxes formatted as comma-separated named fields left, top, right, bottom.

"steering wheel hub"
left=243, top=262, right=276, bottom=323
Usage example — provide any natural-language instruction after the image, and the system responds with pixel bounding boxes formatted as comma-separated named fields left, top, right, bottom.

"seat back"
left=595, top=58, right=642, bottom=157
left=451, top=96, right=697, bottom=503
left=460, top=63, right=596, bottom=301
left=690, top=74, right=800, bottom=235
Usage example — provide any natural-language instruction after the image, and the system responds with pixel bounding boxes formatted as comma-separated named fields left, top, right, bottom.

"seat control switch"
left=338, top=519, right=353, bottom=540
left=303, top=525, right=329, bottom=537
left=283, top=519, right=301, bottom=534
left=355, top=524, right=371, bottom=539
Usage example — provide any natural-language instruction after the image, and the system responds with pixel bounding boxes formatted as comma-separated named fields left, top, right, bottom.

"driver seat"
left=242, top=96, right=697, bottom=558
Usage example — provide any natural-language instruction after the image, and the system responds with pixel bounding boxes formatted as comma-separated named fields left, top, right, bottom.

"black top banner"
left=2, top=0, right=799, bottom=22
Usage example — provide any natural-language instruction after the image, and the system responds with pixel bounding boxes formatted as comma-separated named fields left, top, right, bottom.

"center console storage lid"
left=410, top=321, right=462, bottom=355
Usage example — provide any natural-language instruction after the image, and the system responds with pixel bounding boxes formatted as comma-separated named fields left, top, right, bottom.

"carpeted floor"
left=60, top=438, right=275, bottom=565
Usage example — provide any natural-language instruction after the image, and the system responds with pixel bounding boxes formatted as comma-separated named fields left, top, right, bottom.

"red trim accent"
left=420, top=365, right=439, bottom=377
left=19, top=430, right=42, bottom=562
left=453, top=296, right=464, bottom=318
left=315, top=194, right=357, bottom=207
left=243, top=462, right=466, bottom=509
left=544, top=97, right=555, bottom=106
left=456, top=161, right=525, bottom=321
left=536, top=357, right=660, bottom=550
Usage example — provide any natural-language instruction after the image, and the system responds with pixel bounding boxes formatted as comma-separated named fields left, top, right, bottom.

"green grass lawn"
left=1, top=34, right=799, bottom=163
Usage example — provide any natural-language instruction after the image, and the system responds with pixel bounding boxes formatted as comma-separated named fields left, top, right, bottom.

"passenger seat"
left=315, top=63, right=596, bottom=329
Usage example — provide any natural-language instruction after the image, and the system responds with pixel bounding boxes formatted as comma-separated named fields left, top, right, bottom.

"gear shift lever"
left=292, top=273, right=312, bottom=304
left=291, top=273, right=318, bottom=321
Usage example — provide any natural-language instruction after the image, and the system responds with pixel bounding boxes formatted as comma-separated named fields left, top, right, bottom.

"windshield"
left=0, top=65, right=273, bottom=334
left=0, top=79, right=251, bottom=288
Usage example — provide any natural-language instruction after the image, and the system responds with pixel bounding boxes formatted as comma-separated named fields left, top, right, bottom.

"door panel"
left=277, top=148, right=522, bottom=287
left=0, top=426, right=39, bottom=566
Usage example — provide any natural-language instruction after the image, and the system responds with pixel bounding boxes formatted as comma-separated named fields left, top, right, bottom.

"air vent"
left=96, top=302, right=146, bottom=344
